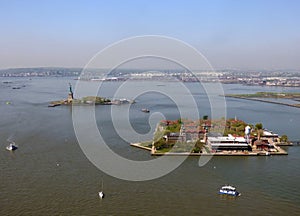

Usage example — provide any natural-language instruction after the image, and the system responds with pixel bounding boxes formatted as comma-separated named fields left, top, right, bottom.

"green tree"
left=193, top=140, right=205, bottom=153
left=280, top=134, right=289, bottom=143
left=255, top=123, right=263, bottom=140
left=154, top=138, right=166, bottom=150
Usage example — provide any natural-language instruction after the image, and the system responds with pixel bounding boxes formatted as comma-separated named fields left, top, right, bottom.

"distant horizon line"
left=0, top=66, right=299, bottom=72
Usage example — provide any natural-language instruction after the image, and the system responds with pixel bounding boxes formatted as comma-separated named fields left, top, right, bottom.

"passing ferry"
left=219, top=185, right=241, bottom=196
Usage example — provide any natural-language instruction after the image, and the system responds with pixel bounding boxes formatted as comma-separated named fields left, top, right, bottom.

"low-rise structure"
left=261, top=129, right=281, bottom=143
left=207, top=136, right=252, bottom=152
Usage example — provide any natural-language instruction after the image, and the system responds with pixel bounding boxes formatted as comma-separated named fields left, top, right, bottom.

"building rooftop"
left=208, top=136, right=247, bottom=143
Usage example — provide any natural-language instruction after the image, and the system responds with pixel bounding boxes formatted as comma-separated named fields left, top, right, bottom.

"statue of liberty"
left=67, top=83, right=74, bottom=103
left=69, top=83, right=74, bottom=99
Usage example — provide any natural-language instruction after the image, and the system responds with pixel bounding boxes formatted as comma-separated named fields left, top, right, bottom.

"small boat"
left=98, top=180, right=105, bottom=199
left=6, top=142, right=18, bottom=151
left=99, top=191, right=104, bottom=199
left=141, top=108, right=150, bottom=113
left=219, top=185, right=240, bottom=196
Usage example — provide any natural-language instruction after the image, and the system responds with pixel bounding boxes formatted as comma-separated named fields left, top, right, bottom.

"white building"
left=207, top=135, right=252, bottom=151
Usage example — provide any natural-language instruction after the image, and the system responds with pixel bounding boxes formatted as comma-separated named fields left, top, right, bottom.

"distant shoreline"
left=225, top=95, right=300, bottom=109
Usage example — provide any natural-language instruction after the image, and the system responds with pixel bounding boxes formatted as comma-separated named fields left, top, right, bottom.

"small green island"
left=131, top=117, right=290, bottom=156
left=48, top=83, right=134, bottom=107
left=225, top=92, right=300, bottom=108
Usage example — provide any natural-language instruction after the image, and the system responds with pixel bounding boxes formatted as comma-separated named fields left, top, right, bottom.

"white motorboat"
left=99, top=180, right=105, bottom=199
left=6, top=142, right=18, bottom=151
left=219, top=185, right=241, bottom=196
left=99, top=191, right=104, bottom=199
left=141, top=108, right=150, bottom=113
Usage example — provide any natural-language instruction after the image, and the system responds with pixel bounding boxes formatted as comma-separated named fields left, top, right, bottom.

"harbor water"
left=0, top=77, right=300, bottom=216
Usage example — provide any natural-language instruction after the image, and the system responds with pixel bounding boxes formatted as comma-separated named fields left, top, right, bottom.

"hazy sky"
left=1, top=0, right=300, bottom=69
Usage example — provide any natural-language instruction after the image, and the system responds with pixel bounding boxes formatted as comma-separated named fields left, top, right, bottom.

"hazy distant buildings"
left=1, top=67, right=300, bottom=87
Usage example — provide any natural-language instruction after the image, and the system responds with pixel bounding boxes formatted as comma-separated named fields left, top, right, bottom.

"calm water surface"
left=0, top=77, right=300, bottom=216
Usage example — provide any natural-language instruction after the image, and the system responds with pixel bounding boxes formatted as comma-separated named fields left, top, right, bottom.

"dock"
left=130, top=143, right=152, bottom=151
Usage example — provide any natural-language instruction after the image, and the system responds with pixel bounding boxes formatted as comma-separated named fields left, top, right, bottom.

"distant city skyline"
left=1, top=0, right=300, bottom=70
